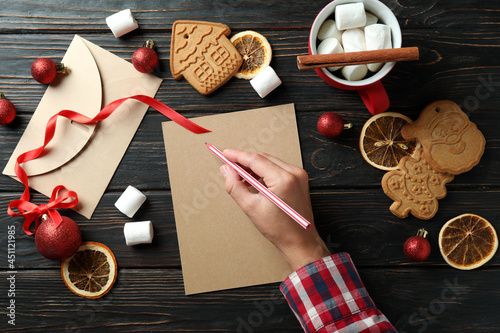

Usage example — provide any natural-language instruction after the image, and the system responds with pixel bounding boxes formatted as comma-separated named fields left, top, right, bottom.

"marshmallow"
left=365, top=12, right=379, bottom=26
left=123, top=221, right=154, bottom=246
left=115, top=185, right=147, bottom=218
left=342, top=29, right=366, bottom=52
left=106, top=9, right=139, bottom=38
left=317, top=38, right=345, bottom=71
left=318, top=19, right=343, bottom=43
left=365, top=24, right=392, bottom=72
left=341, top=65, right=368, bottom=81
left=250, top=66, right=282, bottom=98
left=335, top=3, right=366, bottom=30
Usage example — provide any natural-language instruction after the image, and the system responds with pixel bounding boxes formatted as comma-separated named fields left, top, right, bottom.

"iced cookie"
left=382, top=148, right=454, bottom=220
left=170, top=20, right=243, bottom=95
left=401, top=100, right=485, bottom=175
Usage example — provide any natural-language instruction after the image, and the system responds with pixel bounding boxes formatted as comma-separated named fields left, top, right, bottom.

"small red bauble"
left=31, top=58, right=67, bottom=84
left=0, top=93, right=16, bottom=125
left=404, top=228, right=431, bottom=262
left=34, top=214, right=82, bottom=261
left=132, top=40, right=159, bottom=74
left=317, top=112, right=352, bottom=138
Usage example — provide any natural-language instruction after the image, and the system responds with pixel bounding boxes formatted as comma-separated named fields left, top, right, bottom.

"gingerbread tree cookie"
left=401, top=100, right=485, bottom=175
left=170, top=20, right=243, bottom=95
left=382, top=148, right=454, bottom=220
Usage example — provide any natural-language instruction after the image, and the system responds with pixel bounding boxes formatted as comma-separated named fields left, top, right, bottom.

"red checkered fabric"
left=280, top=252, right=397, bottom=333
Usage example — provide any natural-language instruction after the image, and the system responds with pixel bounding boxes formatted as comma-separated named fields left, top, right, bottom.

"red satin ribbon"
left=9, top=185, right=78, bottom=235
left=8, top=95, right=210, bottom=235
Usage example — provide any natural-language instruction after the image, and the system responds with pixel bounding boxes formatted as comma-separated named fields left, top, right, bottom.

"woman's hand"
left=220, top=149, right=330, bottom=271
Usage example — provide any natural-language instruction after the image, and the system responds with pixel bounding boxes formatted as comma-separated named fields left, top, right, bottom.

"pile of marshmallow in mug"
left=317, top=2, right=392, bottom=81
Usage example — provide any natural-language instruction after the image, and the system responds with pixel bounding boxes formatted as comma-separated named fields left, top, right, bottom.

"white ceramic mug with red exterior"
left=309, top=0, right=402, bottom=115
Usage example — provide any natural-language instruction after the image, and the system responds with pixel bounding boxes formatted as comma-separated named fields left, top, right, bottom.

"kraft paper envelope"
left=162, top=104, right=301, bottom=295
left=3, top=35, right=162, bottom=218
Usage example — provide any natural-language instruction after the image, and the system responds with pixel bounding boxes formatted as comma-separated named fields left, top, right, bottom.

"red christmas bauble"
left=404, top=229, right=431, bottom=262
left=31, top=58, right=59, bottom=84
left=0, top=96, right=16, bottom=125
left=317, top=112, right=350, bottom=138
left=34, top=214, right=82, bottom=261
left=132, top=47, right=159, bottom=73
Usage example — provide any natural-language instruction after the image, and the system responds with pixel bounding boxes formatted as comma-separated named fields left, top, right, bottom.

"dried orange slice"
left=439, top=214, right=498, bottom=270
left=360, top=112, right=420, bottom=170
left=230, top=31, right=272, bottom=79
left=61, top=242, right=117, bottom=299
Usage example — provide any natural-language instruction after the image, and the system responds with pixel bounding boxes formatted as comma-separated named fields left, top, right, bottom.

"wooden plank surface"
left=1, top=267, right=498, bottom=332
left=0, top=0, right=499, bottom=332
left=0, top=28, right=499, bottom=190
left=1, top=189, right=499, bottom=269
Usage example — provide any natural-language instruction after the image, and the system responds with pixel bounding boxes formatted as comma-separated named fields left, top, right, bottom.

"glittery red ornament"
left=132, top=40, right=159, bottom=73
left=31, top=58, right=67, bottom=84
left=404, top=228, right=431, bottom=262
left=0, top=93, right=16, bottom=125
left=34, top=214, right=82, bottom=261
left=317, top=112, right=352, bottom=138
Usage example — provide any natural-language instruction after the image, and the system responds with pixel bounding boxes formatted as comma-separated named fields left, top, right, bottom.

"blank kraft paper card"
left=162, top=104, right=301, bottom=294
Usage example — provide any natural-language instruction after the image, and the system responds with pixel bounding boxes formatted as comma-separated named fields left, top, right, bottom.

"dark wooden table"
left=1, top=0, right=499, bottom=332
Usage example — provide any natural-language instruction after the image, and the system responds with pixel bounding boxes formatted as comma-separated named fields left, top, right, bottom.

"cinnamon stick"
left=297, top=47, right=419, bottom=70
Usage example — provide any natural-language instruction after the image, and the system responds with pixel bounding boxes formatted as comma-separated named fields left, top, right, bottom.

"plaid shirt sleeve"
left=280, top=252, right=397, bottom=333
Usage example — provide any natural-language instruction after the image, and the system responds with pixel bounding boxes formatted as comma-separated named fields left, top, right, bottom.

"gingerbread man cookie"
left=401, top=100, right=485, bottom=175
left=170, top=20, right=243, bottom=95
left=382, top=148, right=454, bottom=220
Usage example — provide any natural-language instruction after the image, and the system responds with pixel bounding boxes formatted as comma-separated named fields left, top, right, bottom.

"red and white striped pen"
left=206, top=143, right=311, bottom=230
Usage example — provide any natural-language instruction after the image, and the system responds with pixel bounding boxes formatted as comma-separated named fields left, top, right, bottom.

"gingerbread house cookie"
left=170, top=20, right=243, bottom=95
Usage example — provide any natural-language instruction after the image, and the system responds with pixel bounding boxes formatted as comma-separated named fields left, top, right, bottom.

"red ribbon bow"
left=8, top=185, right=78, bottom=235
left=7, top=95, right=210, bottom=234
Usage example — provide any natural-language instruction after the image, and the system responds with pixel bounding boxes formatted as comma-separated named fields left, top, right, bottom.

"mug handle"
left=358, top=81, right=390, bottom=115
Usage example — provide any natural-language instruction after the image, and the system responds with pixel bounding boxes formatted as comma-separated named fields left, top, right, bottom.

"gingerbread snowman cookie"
left=401, top=100, right=486, bottom=175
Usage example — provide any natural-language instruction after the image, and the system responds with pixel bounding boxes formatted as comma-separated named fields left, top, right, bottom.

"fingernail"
left=220, top=165, right=227, bottom=178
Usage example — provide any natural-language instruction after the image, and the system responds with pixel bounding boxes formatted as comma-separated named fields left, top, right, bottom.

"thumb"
left=220, top=165, right=254, bottom=211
